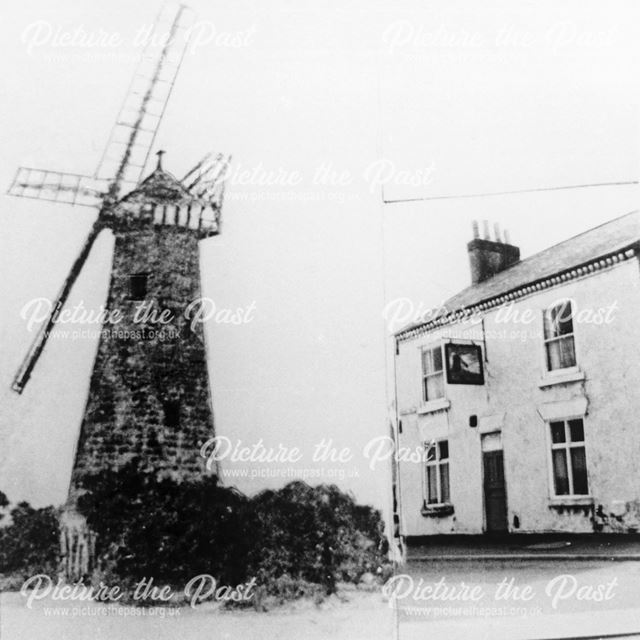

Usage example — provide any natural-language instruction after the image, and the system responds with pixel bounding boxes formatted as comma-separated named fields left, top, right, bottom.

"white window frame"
left=421, top=344, right=445, bottom=402
left=424, top=440, right=451, bottom=506
left=546, top=417, right=590, bottom=499
left=542, top=299, right=578, bottom=373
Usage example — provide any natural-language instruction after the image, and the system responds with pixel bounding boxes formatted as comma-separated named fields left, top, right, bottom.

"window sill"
left=549, top=496, right=593, bottom=508
left=539, top=368, right=585, bottom=388
left=417, top=398, right=451, bottom=415
left=421, top=503, right=454, bottom=518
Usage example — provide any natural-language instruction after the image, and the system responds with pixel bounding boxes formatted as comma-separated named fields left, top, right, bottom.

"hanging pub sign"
left=445, top=342, right=484, bottom=385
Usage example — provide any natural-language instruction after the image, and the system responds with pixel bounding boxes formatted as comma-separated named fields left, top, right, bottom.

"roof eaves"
left=395, top=242, right=639, bottom=343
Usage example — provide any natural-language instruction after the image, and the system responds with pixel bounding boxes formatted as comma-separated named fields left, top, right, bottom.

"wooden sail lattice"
left=7, top=3, right=230, bottom=394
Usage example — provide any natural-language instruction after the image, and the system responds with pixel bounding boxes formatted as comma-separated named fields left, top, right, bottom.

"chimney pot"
left=472, top=220, right=479, bottom=239
left=504, top=229, right=511, bottom=244
left=467, top=222, right=520, bottom=285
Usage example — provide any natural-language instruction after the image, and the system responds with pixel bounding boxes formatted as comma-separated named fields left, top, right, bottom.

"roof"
left=397, top=210, right=640, bottom=340
left=121, top=166, right=192, bottom=205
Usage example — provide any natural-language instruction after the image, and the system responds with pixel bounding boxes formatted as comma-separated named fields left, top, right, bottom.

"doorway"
left=483, top=449, right=508, bottom=533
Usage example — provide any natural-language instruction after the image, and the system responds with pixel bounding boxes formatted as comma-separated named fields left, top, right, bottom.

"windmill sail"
left=12, top=221, right=104, bottom=393
left=9, top=3, right=195, bottom=206
left=7, top=168, right=107, bottom=208
left=183, top=153, right=232, bottom=207
left=8, top=3, right=198, bottom=393
left=94, top=3, right=195, bottom=198
left=180, top=153, right=213, bottom=185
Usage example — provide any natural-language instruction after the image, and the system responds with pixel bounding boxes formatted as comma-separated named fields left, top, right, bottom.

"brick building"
left=394, top=212, right=640, bottom=537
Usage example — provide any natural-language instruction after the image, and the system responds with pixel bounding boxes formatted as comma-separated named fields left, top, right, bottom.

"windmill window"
left=128, top=273, right=149, bottom=300
left=163, top=400, right=180, bottom=427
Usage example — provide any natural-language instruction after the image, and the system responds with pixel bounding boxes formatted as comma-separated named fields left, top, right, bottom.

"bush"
left=243, top=482, right=388, bottom=597
left=76, top=463, right=390, bottom=605
left=77, top=461, right=250, bottom=587
left=0, top=499, right=60, bottom=586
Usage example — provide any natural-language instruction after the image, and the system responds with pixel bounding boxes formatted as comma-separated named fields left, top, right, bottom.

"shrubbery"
left=76, top=462, right=390, bottom=605
left=0, top=493, right=60, bottom=588
left=245, top=482, right=389, bottom=599
left=0, top=467, right=390, bottom=605
left=77, top=463, right=251, bottom=589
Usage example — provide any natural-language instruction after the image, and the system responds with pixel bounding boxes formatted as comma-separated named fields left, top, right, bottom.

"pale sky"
left=1, top=0, right=639, bottom=521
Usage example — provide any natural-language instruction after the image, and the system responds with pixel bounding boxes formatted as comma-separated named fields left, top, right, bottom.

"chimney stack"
left=467, top=221, right=520, bottom=285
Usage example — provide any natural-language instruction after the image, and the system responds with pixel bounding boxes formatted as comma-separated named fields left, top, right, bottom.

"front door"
left=483, top=450, right=508, bottom=533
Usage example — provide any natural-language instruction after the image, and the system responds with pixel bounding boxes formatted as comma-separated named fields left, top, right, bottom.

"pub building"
left=393, top=212, right=640, bottom=536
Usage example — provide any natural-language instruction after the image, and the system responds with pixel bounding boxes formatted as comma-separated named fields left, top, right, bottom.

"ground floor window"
left=549, top=418, right=589, bottom=496
left=425, top=440, right=450, bottom=505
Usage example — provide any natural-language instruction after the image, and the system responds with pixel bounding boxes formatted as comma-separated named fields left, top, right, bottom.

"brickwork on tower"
left=68, top=164, right=218, bottom=493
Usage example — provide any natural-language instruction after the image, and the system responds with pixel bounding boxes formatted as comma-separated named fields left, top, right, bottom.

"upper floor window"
left=422, top=345, right=444, bottom=401
left=128, top=273, right=149, bottom=301
left=543, top=300, right=576, bottom=371
left=425, top=440, right=450, bottom=505
left=549, top=418, right=588, bottom=497
left=163, top=400, right=180, bottom=428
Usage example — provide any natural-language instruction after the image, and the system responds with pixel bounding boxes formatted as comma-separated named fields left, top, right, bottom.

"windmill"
left=9, top=3, right=230, bottom=395
left=7, top=3, right=231, bottom=578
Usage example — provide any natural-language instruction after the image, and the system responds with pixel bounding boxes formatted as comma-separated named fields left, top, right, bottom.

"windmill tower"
left=7, top=4, right=230, bottom=579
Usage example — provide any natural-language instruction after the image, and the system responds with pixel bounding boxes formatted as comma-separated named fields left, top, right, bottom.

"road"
left=395, top=558, right=640, bottom=640
left=3, top=561, right=638, bottom=639
left=0, top=588, right=394, bottom=640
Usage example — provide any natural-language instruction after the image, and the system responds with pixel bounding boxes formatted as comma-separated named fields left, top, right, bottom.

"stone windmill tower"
left=7, top=5, right=230, bottom=578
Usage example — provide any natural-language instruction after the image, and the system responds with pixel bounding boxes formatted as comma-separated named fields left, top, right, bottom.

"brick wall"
left=70, top=224, right=215, bottom=489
